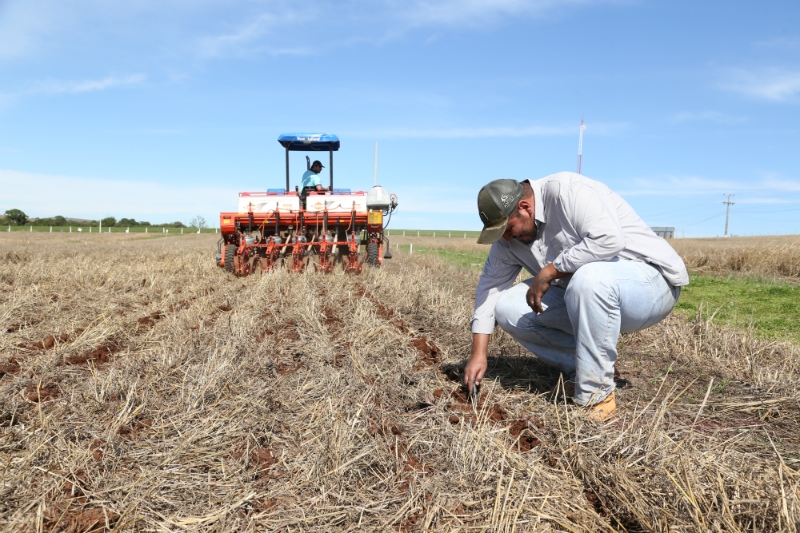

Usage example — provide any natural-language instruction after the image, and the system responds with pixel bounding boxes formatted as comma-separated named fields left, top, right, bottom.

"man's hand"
left=526, top=263, right=563, bottom=313
left=464, top=333, right=490, bottom=393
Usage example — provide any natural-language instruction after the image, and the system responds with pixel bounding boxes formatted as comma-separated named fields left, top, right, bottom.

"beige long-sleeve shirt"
left=471, top=172, right=689, bottom=335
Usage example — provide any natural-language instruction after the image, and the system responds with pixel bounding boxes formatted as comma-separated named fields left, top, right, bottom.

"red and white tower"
left=576, top=117, right=586, bottom=174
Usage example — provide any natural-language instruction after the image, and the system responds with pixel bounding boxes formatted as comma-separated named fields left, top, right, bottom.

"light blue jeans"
left=494, top=259, right=680, bottom=405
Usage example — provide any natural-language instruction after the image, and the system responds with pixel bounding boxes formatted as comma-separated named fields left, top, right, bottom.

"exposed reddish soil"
left=218, top=304, right=232, bottom=312
left=25, top=382, right=60, bottom=402
left=44, top=505, right=119, bottom=533
left=508, top=419, right=543, bottom=452
left=66, top=339, right=125, bottom=366
left=17, top=333, right=70, bottom=351
left=90, top=439, right=106, bottom=462
left=137, top=311, right=165, bottom=329
left=410, top=336, right=441, bottom=367
left=251, top=448, right=278, bottom=468
left=117, top=418, right=152, bottom=440
left=0, top=358, right=20, bottom=377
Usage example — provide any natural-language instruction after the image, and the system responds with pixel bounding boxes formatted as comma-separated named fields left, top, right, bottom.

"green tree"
left=101, top=216, right=116, bottom=227
left=4, top=209, right=28, bottom=226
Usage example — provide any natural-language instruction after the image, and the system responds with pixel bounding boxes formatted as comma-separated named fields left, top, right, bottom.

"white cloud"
left=669, top=111, right=746, bottom=124
left=31, top=74, right=147, bottom=95
left=0, top=169, right=236, bottom=224
left=720, top=68, right=800, bottom=102
left=762, top=176, right=800, bottom=192
left=197, top=9, right=311, bottom=58
left=0, top=0, right=617, bottom=62
left=388, top=0, right=610, bottom=29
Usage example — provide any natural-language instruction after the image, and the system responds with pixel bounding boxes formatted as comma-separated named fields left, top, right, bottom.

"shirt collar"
left=524, top=178, right=546, bottom=225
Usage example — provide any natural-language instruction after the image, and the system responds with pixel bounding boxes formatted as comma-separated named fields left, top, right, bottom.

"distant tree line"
left=1, top=209, right=209, bottom=229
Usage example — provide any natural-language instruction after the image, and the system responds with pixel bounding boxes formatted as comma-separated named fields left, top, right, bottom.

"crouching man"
left=464, top=173, right=689, bottom=422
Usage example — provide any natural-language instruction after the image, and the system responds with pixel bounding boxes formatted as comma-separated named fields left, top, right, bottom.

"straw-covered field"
left=2, top=233, right=799, bottom=532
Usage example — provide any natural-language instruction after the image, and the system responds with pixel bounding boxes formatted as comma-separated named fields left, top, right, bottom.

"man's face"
left=312, top=164, right=322, bottom=173
left=502, top=206, right=537, bottom=244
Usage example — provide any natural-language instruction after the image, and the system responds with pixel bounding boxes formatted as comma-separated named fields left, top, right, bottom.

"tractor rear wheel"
left=366, top=242, right=379, bottom=266
left=224, top=244, right=236, bottom=273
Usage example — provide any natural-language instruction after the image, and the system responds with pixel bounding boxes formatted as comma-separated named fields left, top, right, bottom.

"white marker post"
left=410, top=243, right=413, bottom=255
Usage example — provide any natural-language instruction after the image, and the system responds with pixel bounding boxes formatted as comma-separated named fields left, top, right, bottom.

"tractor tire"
left=224, top=244, right=236, bottom=273
left=366, top=242, right=380, bottom=266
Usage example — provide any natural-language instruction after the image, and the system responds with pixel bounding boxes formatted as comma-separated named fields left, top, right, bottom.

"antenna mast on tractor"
left=373, top=142, right=379, bottom=186
left=576, top=117, right=586, bottom=174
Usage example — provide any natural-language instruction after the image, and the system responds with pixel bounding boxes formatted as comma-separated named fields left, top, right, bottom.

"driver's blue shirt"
left=302, top=170, right=321, bottom=189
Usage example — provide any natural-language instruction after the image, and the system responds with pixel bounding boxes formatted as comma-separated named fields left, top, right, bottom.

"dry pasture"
left=1, top=232, right=799, bottom=532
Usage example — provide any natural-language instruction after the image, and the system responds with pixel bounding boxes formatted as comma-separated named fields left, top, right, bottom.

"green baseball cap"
left=476, top=179, right=523, bottom=244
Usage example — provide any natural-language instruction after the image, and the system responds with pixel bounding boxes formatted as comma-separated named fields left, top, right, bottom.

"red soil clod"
left=0, top=358, right=20, bottom=377
left=508, top=419, right=541, bottom=452
left=449, top=414, right=460, bottom=424
left=489, top=404, right=508, bottom=422
left=67, top=341, right=124, bottom=366
left=218, top=305, right=233, bottom=312
left=404, top=452, right=428, bottom=473
left=410, top=336, right=441, bottom=366
left=251, top=448, right=278, bottom=468
left=25, top=382, right=59, bottom=403
left=90, top=439, right=106, bottom=461
left=44, top=507, right=120, bottom=533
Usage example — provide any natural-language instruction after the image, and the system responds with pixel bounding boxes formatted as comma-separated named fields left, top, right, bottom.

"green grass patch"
left=674, top=273, right=800, bottom=343
left=388, top=229, right=482, bottom=238
left=414, top=246, right=489, bottom=271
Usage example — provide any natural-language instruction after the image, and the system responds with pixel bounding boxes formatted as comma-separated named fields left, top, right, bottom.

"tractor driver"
left=302, top=160, right=326, bottom=194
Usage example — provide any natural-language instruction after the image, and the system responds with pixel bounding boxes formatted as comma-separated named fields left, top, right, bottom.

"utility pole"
left=722, top=194, right=735, bottom=237
left=576, top=117, right=586, bottom=174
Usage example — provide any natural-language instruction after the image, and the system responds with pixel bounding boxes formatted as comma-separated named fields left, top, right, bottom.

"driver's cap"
left=476, top=179, right=523, bottom=244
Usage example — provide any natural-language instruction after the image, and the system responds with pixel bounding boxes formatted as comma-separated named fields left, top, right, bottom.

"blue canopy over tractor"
left=278, top=133, right=340, bottom=152
left=277, top=133, right=340, bottom=191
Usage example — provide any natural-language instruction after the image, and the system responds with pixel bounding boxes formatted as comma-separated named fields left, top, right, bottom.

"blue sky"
left=1, top=0, right=799, bottom=236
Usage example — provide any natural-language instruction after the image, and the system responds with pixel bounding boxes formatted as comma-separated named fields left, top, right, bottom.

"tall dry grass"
left=0, top=233, right=798, bottom=531
left=671, top=235, right=800, bottom=279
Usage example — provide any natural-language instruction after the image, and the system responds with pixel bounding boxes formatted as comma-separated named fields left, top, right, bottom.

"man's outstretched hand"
left=526, top=263, right=564, bottom=313
left=464, top=333, right=490, bottom=393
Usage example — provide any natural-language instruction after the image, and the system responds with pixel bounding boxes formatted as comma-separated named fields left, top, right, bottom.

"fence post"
left=145, top=227, right=148, bottom=233
left=69, top=227, right=72, bottom=233
left=417, top=231, right=419, bottom=237
left=464, top=232, right=466, bottom=238
left=181, top=228, right=183, bottom=234
left=50, top=226, right=52, bottom=233
left=7, top=226, right=10, bottom=232
left=90, top=227, right=92, bottom=233
left=30, top=226, right=32, bottom=232
left=403, top=231, right=405, bottom=236
left=449, top=232, right=451, bottom=238
left=410, top=243, right=413, bottom=255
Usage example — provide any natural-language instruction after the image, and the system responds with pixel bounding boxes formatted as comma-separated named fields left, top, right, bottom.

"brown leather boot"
left=586, top=392, right=617, bottom=423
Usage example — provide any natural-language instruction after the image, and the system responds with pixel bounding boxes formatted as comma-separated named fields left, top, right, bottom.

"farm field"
left=2, top=233, right=800, bottom=531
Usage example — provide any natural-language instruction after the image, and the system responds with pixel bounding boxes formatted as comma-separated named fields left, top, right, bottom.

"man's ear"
left=517, top=198, right=534, bottom=217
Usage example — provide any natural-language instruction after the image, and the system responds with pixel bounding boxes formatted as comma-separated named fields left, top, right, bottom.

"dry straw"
left=0, top=233, right=798, bottom=531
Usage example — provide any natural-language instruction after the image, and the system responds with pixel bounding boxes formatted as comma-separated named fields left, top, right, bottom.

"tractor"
left=216, top=133, right=398, bottom=275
